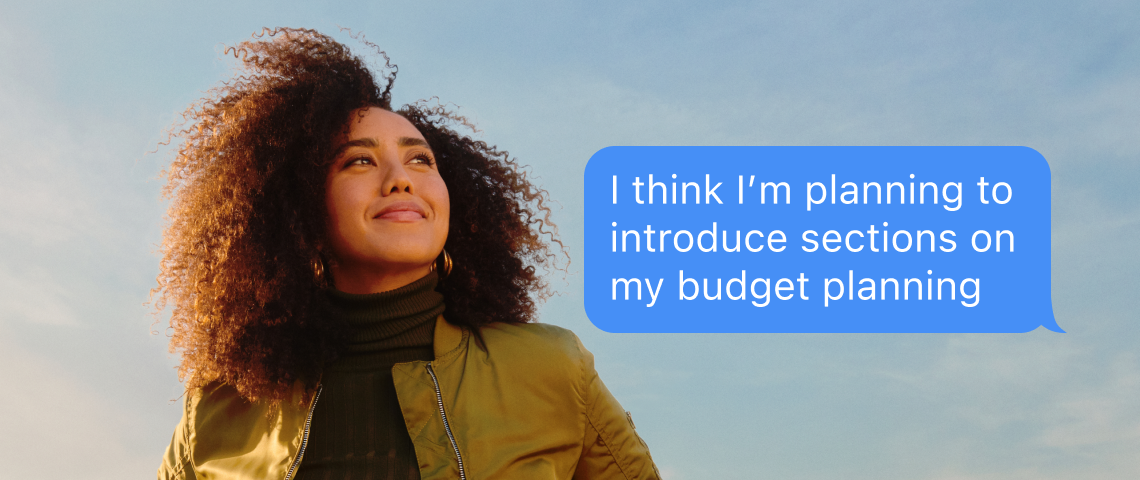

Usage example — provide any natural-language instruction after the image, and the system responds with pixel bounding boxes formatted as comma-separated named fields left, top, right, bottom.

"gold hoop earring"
left=431, top=249, right=453, bottom=279
left=312, top=257, right=326, bottom=283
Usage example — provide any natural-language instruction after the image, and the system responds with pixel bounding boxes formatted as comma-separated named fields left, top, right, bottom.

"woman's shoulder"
left=469, top=322, right=595, bottom=381
left=188, top=380, right=277, bottom=408
left=169, top=380, right=312, bottom=476
left=478, top=321, right=588, bottom=357
left=184, top=380, right=313, bottom=438
left=480, top=320, right=580, bottom=340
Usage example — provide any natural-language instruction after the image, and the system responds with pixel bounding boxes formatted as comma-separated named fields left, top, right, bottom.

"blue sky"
left=1, top=1, right=1138, bottom=478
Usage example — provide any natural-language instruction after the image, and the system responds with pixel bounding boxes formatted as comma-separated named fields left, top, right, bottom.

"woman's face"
left=325, top=107, right=450, bottom=293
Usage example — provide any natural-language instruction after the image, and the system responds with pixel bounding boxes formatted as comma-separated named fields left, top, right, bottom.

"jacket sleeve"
left=573, top=336, right=661, bottom=480
left=157, top=393, right=197, bottom=480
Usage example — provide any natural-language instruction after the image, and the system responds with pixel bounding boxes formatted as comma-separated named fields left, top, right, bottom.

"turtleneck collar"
left=324, top=271, right=444, bottom=370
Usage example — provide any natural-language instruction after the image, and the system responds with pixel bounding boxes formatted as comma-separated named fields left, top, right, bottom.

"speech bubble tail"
left=1041, top=319, right=1066, bottom=333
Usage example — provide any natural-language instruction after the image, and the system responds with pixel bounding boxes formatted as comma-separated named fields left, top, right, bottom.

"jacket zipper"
left=284, top=384, right=323, bottom=480
left=426, top=363, right=467, bottom=480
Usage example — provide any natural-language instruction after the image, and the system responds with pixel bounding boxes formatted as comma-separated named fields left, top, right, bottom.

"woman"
left=154, top=28, right=659, bottom=480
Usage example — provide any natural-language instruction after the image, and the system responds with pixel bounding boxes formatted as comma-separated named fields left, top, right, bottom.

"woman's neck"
left=330, top=263, right=433, bottom=294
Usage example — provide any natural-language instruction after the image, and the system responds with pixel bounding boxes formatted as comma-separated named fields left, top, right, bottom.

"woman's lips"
left=378, top=210, right=425, bottom=221
left=374, top=201, right=427, bottom=221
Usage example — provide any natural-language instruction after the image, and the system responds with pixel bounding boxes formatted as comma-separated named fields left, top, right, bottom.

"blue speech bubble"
left=583, top=146, right=1060, bottom=333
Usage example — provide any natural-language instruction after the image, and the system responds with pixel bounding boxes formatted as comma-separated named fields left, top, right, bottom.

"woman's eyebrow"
left=334, top=137, right=429, bottom=157
left=334, top=138, right=379, bottom=157
left=398, top=137, right=430, bottom=148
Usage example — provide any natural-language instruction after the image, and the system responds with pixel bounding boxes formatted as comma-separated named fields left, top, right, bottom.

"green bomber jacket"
left=157, top=316, right=660, bottom=479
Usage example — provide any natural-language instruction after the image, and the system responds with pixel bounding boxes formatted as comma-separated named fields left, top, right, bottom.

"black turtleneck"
left=293, top=272, right=444, bottom=480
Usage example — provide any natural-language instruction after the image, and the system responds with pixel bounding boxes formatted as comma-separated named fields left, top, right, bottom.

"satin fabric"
left=158, top=316, right=660, bottom=480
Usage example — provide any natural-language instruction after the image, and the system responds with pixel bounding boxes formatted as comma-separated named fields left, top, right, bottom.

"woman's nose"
left=379, top=155, right=413, bottom=195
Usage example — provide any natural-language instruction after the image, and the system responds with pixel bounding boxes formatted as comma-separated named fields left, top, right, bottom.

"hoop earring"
left=312, top=257, right=327, bottom=283
left=431, top=249, right=453, bottom=279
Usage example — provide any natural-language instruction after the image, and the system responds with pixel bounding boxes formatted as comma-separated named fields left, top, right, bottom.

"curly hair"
left=153, top=28, right=562, bottom=404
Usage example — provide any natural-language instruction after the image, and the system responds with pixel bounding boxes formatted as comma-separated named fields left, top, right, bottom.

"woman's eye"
left=347, top=156, right=373, bottom=166
left=410, top=154, right=435, bottom=166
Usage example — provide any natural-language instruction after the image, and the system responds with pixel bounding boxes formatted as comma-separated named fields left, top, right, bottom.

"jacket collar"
left=432, top=315, right=467, bottom=360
